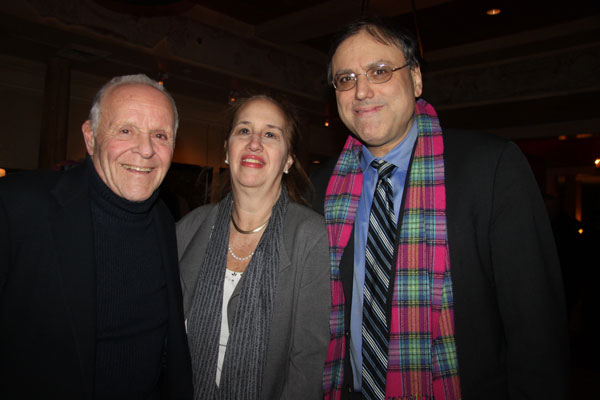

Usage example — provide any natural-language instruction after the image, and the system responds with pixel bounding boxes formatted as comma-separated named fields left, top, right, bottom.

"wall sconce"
left=228, top=91, right=240, bottom=105
left=157, top=71, right=168, bottom=86
left=0, top=168, right=5, bottom=178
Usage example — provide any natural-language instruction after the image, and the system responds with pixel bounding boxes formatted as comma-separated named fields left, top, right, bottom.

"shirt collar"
left=360, top=118, right=419, bottom=172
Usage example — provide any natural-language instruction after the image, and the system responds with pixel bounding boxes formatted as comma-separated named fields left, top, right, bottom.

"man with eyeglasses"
left=311, top=17, right=568, bottom=400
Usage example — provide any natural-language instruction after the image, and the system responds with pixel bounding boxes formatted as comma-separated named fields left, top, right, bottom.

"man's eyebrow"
left=365, top=60, right=394, bottom=68
left=150, top=128, right=169, bottom=134
left=334, top=60, right=394, bottom=76
left=334, top=68, right=354, bottom=76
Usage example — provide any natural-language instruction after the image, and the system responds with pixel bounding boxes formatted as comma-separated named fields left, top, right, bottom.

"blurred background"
left=1, top=0, right=598, bottom=396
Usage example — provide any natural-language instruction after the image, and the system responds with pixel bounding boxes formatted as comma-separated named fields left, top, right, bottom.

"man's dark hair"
left=327, top=16, right=421, bottom=84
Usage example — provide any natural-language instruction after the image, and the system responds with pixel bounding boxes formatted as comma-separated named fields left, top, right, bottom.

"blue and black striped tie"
left=362, top=159, right=396, bottom=400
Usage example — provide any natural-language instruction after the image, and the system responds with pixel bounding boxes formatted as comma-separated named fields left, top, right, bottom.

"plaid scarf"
left=323, top=99, right=461, bottom=400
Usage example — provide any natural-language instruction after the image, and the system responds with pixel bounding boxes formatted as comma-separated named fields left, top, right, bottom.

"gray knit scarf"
left=186, top=188, right=289, bottom=400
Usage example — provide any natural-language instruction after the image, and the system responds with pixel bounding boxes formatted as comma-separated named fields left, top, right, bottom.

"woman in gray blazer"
left=177, top=94, right=330, bottom=400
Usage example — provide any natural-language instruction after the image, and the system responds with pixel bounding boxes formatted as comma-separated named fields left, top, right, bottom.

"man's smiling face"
left=82, top=83, right=175, bottom=202
left=332, top=29, right=423, bottom=157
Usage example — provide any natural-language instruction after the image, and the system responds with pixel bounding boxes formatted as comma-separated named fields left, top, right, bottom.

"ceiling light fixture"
left=486, top=8, right=502, bottom=16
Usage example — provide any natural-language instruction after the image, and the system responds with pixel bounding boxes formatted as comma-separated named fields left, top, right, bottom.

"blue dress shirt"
left=349, top=121, right=419, bottom=390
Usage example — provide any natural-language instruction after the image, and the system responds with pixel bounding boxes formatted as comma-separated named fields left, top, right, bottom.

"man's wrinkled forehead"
left=103, top=84, right=174, bottom=123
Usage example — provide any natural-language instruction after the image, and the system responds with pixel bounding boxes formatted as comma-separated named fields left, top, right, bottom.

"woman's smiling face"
left=226, top=98, right=293, bottom=193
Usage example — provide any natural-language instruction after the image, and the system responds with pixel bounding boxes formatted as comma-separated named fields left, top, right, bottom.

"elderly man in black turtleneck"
left=0, top=74, right=193, bottom=399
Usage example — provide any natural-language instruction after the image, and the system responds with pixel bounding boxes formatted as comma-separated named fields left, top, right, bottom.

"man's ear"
left=411, top=66, right=423, bottom=98
left=82, top=120, right=95, bottom=156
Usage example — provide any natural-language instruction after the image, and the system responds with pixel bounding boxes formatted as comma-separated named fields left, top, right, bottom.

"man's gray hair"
left=88, top=74, right=179, bottom=137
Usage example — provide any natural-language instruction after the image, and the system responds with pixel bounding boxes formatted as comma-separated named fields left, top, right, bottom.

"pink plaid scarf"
left=323, top=99, right=461, bottom=400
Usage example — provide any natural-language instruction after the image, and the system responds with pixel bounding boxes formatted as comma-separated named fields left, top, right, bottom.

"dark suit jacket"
left=0, top=162, right=193, bottom=399
left=311, top=129, right=569, bottom=400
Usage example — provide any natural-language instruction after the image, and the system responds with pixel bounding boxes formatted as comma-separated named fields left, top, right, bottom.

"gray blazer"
left=177, top=200, right=331, bottom=400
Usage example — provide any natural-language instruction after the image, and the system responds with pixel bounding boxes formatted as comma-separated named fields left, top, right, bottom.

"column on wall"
left=207, top=124, right=227, bottom=202
left=38, top=57, right=71, bottom=169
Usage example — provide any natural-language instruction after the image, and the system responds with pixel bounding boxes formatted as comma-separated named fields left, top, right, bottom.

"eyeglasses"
left=332, top=63, right=410, bottom=91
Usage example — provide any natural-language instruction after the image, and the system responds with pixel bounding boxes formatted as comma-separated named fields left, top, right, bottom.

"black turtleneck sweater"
left=89, top=163, right=168, bottom=399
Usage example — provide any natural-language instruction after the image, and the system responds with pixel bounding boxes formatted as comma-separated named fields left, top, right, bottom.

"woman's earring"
left=225, top=158, right=229, bottom=165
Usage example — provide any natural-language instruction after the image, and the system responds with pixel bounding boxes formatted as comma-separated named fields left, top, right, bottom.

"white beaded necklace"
left=228, top=245, right=254, bottom=261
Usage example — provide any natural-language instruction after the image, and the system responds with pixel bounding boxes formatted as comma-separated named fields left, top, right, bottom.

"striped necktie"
left=362, top=159, right=396, bottom=400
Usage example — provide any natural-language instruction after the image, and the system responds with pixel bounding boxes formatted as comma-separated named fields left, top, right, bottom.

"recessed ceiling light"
left=486, top=8, right=502, bottom=16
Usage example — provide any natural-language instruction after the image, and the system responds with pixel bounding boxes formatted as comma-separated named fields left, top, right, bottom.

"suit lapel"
left=49, top=164, right=96, bottom=396
left=339, top=228, right=354, bottom=316
left=179, top=206, right=219, bottom=316
left=152, top=201, right=186, bottom=394
left=153, top=203, right=179, bottom=311
left=153, top=201, right=187, bottom=342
